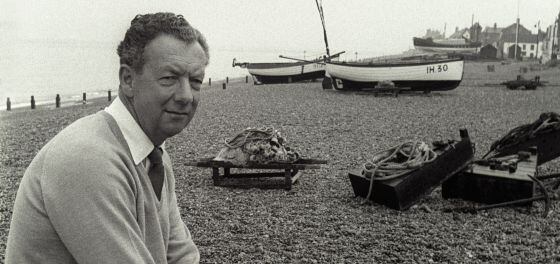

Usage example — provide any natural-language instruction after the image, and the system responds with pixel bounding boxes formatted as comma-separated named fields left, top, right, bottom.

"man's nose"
left=175, top=78, right=194, bottom=104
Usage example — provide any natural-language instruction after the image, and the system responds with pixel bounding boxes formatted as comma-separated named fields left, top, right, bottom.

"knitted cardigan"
left=6, top=111, right=199, bottom=264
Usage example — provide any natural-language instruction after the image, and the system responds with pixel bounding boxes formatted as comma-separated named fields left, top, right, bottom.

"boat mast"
left=515, top=0, right=520, bottom=60
left=315, top=0, right=331, bottom=59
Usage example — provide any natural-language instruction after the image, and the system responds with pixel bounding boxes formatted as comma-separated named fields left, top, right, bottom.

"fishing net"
left=214, top=127, right=300, bottom=165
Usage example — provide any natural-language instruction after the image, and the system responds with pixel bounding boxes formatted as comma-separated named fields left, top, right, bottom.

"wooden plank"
left=223, top=172, right=286, bottom=178
left=185, top=158, right=325, bottom=169
left=189, top=157, right=325, bottom=190
left=291, top=170, right=303, bottom=184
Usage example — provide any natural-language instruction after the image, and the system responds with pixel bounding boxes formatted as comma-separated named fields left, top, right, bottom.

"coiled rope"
left=482, top=112, right=560, bottom=159
left=361, top=141, right=437, bottom=200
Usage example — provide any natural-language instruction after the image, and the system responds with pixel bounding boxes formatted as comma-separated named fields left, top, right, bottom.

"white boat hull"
left=248, top=63, right=324, bottom=77
left=325, top=58, right=464, bottom=91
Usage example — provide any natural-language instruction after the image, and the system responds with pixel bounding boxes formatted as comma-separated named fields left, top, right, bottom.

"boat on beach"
left=314, top=1, right=465, bottom=92
left=232, top=58, right=325, bottom=85
left=413, top=37, right=481, bottom=54
left=325, top=56, right=465, bottom=91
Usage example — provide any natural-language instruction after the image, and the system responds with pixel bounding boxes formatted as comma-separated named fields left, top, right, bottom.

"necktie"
left=148, top=147, right=165, bottom=200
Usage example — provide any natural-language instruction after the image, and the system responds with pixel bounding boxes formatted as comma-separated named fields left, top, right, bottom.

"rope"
left=483, top=112, right=560, bottom=159
left=360, top=141, right=438, bottom=201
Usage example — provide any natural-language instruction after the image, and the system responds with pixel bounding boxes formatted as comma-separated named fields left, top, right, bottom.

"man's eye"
left=159, top=76, right=177, bottom=85
left=190, top=78, right=202, bottom=84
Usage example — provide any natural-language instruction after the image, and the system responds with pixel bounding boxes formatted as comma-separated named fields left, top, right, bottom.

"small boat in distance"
left=325, top=55, right=464, bottom=91
left=413, top=37, right=481, bottom=54
left=232, top=58, right=325, bottom=85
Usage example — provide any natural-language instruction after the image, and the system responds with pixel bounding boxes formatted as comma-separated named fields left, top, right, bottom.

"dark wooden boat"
left=413, top=37, right=481, bottom=54
left=232, top=58, right=325, bottom=85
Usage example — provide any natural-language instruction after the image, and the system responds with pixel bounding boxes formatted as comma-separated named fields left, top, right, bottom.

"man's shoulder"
left=42, top=111, right=128, bottom=167
left=33, top=111, right=137, bottom=187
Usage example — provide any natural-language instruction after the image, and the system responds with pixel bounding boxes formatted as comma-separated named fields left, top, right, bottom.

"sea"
left=0, top=40, right=384, bottom=110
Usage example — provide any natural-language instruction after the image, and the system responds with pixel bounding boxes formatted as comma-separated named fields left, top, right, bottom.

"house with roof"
left=499, top=22, right=541, bottom=59
left=446, top=24, right=482, bottom=43
left=481, top=23, right=503, bottom=47
left=480, top=23, right=504, bottom=59
left=449, top=27, right=470, bottom=40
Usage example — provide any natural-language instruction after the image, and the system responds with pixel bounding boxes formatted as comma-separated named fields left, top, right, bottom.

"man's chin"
left=162, top=123, right=190, bottom=138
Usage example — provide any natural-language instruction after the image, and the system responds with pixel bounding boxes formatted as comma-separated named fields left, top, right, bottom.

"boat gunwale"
left=413, top=37, right=482, bottom=48
left=246, top=60, right=323, bottom=69
left=326, top=57, right=464, bottom=68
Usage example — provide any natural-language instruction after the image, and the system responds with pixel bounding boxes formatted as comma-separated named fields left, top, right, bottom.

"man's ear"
left=119, top=65, right=135, bottom=97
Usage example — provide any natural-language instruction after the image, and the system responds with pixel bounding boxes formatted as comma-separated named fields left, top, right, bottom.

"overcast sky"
left=2, top=0, right=559, bottom=55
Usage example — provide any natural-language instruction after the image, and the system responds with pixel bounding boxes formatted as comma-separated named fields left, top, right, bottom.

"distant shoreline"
left=0, top=76, right=249, bottom=112
left=0, top=76, right=252, bottom=113
left=0, top=95, right=111, bottom=113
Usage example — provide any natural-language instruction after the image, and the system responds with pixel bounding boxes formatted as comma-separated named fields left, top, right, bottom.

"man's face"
left=130, top=34, right=207, bottom=145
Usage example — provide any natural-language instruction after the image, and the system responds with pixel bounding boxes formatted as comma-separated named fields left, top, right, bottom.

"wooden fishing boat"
left=232, top=58, right=325, bottom=85
left=313, top=1, right=464, bottom=92
left=324, top=56, right=465, bottom=91
left=413, top=37, right=481, bottom=54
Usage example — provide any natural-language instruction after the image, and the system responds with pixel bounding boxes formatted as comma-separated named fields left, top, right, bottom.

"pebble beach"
left=1, top=61, right=560, bottom=263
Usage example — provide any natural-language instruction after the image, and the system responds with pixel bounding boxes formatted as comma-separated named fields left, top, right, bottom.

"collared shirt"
left=105, top=96, right=163, bottom=168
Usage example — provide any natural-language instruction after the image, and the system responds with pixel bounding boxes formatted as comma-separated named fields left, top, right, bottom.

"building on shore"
left=541, top=12, right=560, bottom=63
left=419, top=20, right=545, bottom=60
left=449, top=27, right=470, bottom=40
left=480, top=23, right=504, bottom=58
left=499, top=22, right=542, bottom=60
left=422, top=29, right=444, bottom=40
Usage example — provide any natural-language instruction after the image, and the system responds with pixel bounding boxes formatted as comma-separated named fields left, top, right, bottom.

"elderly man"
left=6, top=12, right=209, bottom=263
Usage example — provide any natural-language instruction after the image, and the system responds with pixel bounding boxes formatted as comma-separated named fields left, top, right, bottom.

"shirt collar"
left=105, top=96, right=164, bottom=165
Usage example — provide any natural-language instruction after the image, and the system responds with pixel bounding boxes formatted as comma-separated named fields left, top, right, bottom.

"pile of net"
left=213, top=127, right=300, bottom=165
left=483, top=112, right=560, bottom=158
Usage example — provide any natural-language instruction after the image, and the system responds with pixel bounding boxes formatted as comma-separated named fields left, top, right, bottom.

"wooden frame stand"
left=372, top=87, right=411, bottom=97
left=186, top=158, right=326, bottom=190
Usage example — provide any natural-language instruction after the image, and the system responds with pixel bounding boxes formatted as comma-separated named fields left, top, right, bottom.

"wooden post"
left=209, top=78, right=211, bottom=86
left=222, top=83, right=226, bottom=90
left=226, top=77, right=229, bottom=84
left=82, top=92, right=86, bottom=104
left=212, top=167, right=221, bottom=186
left=246, top=75, right=248, bottom=83
left=108, top=90, right=112, bottom=102
left=31, top=96, right=35, bottom=109
left=284, top=169, right=292, bottom=190
left=56, top=94, right=60, bottom=108
left=6, top=97, right=11, bottom=111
